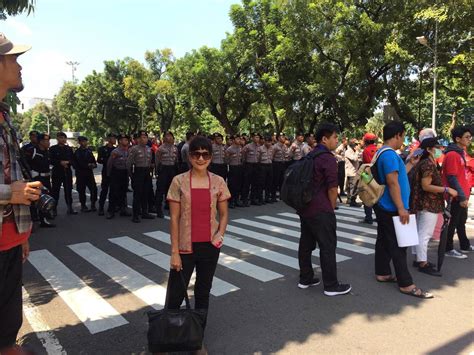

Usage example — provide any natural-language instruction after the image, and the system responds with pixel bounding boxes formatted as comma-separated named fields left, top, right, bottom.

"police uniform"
left=97, top=141, right=116, bottom=213
left=127, top=142, right=154, bottom=222
left=50, top=140, right=76, bottom=214
left=272, top=141, right=288, bottom=201
left=241, top=138, right=260, bottom=206
left=225, top=141, right=243, bottom=208
left=290, top=141, right=304, bottom=161
left=72, top=138, right=98, bottom=212
left=155, top=143, right=178, bottom=217
left=210, top=136, right=227, bottom=180
left=258, top=142, right=274, bottom=203
left=106, top=141, right=130, bottom=218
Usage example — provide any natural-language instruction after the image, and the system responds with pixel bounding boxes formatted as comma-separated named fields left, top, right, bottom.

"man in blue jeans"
left=297, top=123, right=351, bottom=296
left=374, top=121, right=433, bottom=299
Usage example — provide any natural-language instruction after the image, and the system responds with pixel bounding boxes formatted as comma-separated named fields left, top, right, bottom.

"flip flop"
left=400, top=287, right=434, bottom=299
left=376, top=275, right=397, bottom=283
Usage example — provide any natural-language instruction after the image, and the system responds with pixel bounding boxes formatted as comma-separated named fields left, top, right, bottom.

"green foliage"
left=0, top=0, right=35, bottom=16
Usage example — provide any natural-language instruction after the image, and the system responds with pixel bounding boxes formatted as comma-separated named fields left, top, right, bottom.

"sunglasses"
left=189, top=151, right=212, bottom=160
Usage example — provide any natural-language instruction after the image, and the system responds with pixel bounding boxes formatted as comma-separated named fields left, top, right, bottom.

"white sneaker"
left=445, top=250, right=468, bottom=259
left=460, top=245, right=474, bottom=253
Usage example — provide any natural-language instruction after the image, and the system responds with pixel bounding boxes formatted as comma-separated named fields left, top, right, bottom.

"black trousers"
left=131, top=167, right=152, bottom=217
left=209, top=163, right=227, bottom=181
left=260, top=163, right=273, bottom=200
left=374, top=205, right=413, bottom=288
left=272, top=161, right=286, bottom=197
left=337, top=161, right=346, bottom=194
left=228, top=165, right=243, bottom=202
left=299, top=213, right=338, bottom=289
left=364, top=205, right=373, bottom=223
left=446, top=200, right=471, bottom=251
left=98, top=171, right=110, bottom=208
left=0, top=245, right=23, bottom=350
left=242, top=163, right=259, bottom=202
left=156, top=165, right=177, bottom=211
left=76, top=170, right=97, bottom=205
left=108, top=168, right=128, bottom=213
left=51, top=168, right=73, bottom=206
left=166, top=242, right=220, bottom=311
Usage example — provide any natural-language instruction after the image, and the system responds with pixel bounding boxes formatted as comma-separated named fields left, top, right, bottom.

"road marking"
left=115, top=236, right=282, bottom=282
left=69, top=242, right=166, bottom=310
left=227, top=225, right=352, bottom=260
left=141, top=232, right=240, bottom=296
left=279, top=212, right=378, bottom=227
left=22, top=287, right=67, bottom=355
left=28, top=250, right=128, bottom=334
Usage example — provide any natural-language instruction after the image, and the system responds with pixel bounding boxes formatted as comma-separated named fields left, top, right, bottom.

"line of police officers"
left=21, top=130, right=317, bottom=226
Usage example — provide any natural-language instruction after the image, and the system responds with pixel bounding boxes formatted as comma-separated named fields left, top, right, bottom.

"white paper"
left=392, top=214, right=419, bottom=247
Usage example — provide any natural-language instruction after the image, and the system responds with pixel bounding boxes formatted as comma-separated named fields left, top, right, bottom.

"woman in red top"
left=165, top=136, right=230, bottom=347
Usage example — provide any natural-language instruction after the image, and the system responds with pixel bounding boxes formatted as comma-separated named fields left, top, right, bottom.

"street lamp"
left=66, top=61, right=80, bottom=83
left=416, top=21, right=438, bottom=131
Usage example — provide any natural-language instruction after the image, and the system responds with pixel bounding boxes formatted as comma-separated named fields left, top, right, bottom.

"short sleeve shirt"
left=377, top=147, right=410, bottom=212
left=442, top=150, right=470, bottom=201
left=412, top=158, right=444, bottom=213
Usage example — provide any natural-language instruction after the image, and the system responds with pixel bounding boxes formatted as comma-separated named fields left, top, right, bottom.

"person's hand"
left=21, top=240, right=30, bottom=263
left=211, top=232, right=224, bottom=248
left=60, top=161, right=69, bottom=168
left=9, top=181, right=42, bottom=205
left=170, top=252, right=182, bottom=271
left=447, top=188, right=458, bottom=198
left=398, top=208, right=410, bottom=225
left=460, top=200, right=469, bottom=208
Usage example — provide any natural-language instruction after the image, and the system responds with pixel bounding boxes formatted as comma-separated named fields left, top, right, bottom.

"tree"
left=0, top=0, right=35, bottom=18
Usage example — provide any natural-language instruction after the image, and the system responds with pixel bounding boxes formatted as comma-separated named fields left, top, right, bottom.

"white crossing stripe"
left=111, top=236, right=281, bottom=283
left=279, top=212, right=378, bottom=227
left=142, top=231, right=240, bottom=296
left=69, top=242, right=166, bottom=310
left=256, top=215, right=377, bottom=235
left=145, top=230, right=309, bottom=270
left=28, top=250, right=128, bottom=334
left=23, top=287, right=66, bottom=355
left=227, top=225, right=352, bottom=260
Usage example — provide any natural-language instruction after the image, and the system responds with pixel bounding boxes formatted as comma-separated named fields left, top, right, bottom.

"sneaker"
left=297, top=278, right=321, bottom=289
left=460, top=245, right=474, bottom=253
left=445, top=249, right=468, bottom=259
left=324, top=283, right=352, bottom=296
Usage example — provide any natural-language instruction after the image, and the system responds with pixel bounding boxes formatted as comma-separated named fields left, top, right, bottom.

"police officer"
left=73, top=136, right=98, bottom=212
left=225, top=134, right=243, bottom=208
left=209, top=132, right=227, bottom=180
left=241, top=132, right=260, bottom=206
left=21, top=130, right=38, bottom=158
left=127, top=130, right=155, bottom=223
left=258, top=135, right=274, bottom=204
left=272, top=133, right=288, bottom=201
left=27, top=133, right=55, bottom=227
left=179, top=131, right=195, bottom=173
left=50, top=132, right=77, bottom=215
left=302, top=132, right=316, bottom=156
left=106, top=134, right=131, bottom=219
left=97, top=133, right=116, bottom=215
left=155, top=131, right=178, bottom=218
left=289, top=132, right=305, bottom=161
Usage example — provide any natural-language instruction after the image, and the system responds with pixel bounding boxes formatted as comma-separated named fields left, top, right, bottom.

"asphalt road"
left=16, top=182, right=474, bottom=354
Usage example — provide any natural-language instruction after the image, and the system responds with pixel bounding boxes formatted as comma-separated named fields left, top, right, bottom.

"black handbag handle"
left=164, top=270, right=191, bottom=310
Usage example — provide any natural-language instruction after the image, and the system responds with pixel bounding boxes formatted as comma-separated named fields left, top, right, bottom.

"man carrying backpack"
left=297, top=123, right=352, bottom=296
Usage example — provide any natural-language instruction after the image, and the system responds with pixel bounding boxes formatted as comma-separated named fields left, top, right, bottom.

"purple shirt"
left=299, top=145, right=338, bottom=217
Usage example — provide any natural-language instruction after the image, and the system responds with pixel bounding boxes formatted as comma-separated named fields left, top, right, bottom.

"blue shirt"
left=376, top=147, right=410, bottom=212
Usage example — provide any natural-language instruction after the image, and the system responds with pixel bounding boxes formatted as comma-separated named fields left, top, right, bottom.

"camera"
left=36, top=187, right=57, bottom=217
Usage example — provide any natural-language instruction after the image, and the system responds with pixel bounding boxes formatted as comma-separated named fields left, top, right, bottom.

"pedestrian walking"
left=97, top=133, right=116, bottom=216
left=72, top=136, right=98, bottom=212
left=155, top=131, right=178, bottom=218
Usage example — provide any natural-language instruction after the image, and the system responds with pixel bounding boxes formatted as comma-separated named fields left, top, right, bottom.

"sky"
left=1, top=0, right=237, bottom=104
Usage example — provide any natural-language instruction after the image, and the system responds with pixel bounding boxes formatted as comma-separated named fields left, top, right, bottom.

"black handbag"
left=147, top=271, right=207, bottom=353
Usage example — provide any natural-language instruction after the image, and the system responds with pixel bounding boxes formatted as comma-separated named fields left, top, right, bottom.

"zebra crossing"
left=26, top=205, right=453, bottom=337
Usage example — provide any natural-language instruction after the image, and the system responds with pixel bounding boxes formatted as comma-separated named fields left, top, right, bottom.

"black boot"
left=132, top=215, right=141, bottom=223
left=90, top=202, right=97, bottom=212
left=229, top=200, right=236, bottom=209
left=67, top=205, right=78, bottom=215
left=98, top=205, right=105, bottom=216
left=81, top=204, right=91, bottom=213
left=120, top=207, right=132, bottom=217
left=235, top=200, right=244, bottom=207
left=40, top=218, right=56, bottom=228
left=141, top=213, right=155, bottom=219
left=106, top=211, right=115, bottom=219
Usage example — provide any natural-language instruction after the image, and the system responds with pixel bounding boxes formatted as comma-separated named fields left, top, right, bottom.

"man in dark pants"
left=241, top=133, right=260, bottom=206
left=442, top=126, right=473, bottom=257
left=297, top=123, right=351, bottom=296
left=50, top=131, right=77, bottom=215
left=27, top=133, right=55, bottom=228
left=155, top=131, right=178, bottom=218
left=0, top=32, right=43, bottom=354
left=257, top=136, right=274, bottom=203
left=106, top=134, right=131, bottom=219
left=225, top=135, right=243, bottom=208
left=127, top=131, right=155, bottom=223
left=73, top=136, right=98, bottom=212
left=374, top=120, right=432, bottom=298
left=272, top=133, right=288, bottom=201
left=209, top=132, right=227, bottom=180
left=97, top=133, right=116, bottom=215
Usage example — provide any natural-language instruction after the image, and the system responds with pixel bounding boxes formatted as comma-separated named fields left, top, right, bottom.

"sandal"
left=376, top=275, right=397, bottom=283
left=418, top=264, right=442, bottom=277
left=400, top=287, right=434, bottom=299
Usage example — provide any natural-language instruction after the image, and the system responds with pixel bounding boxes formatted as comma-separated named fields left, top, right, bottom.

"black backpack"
left=281, top=149, right=331, bottom=212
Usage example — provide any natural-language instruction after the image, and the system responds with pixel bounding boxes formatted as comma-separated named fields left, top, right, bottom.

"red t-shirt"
left=191, top=188, right=211, bottom=242
left=442, top=150, right=471, bottom=200
left=362, top=144, right=377, bottom=164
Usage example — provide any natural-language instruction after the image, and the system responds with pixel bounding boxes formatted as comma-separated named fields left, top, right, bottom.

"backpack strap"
left=371, top=147, right=394, bottom=165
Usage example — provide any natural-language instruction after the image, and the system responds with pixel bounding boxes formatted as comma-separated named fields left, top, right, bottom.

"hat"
left=264, top=135, right=272, bottom=142
left=363, top=133, right=377, bottom=142
left=37, top=133, right=50, bottom=141
left=77, top=136, right=88, bottom=142
left=213, top=132, right=223, bottom=139
left=0, top=33, right=31, bottom=56
left=420, top=137, right=440, bottom=149
left=419, top=128, right=437, bottom=143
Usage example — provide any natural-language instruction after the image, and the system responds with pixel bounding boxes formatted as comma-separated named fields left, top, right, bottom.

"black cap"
left=420, top=137, right=440, bottom=149
left=78, top=136, right=88, bottom=142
